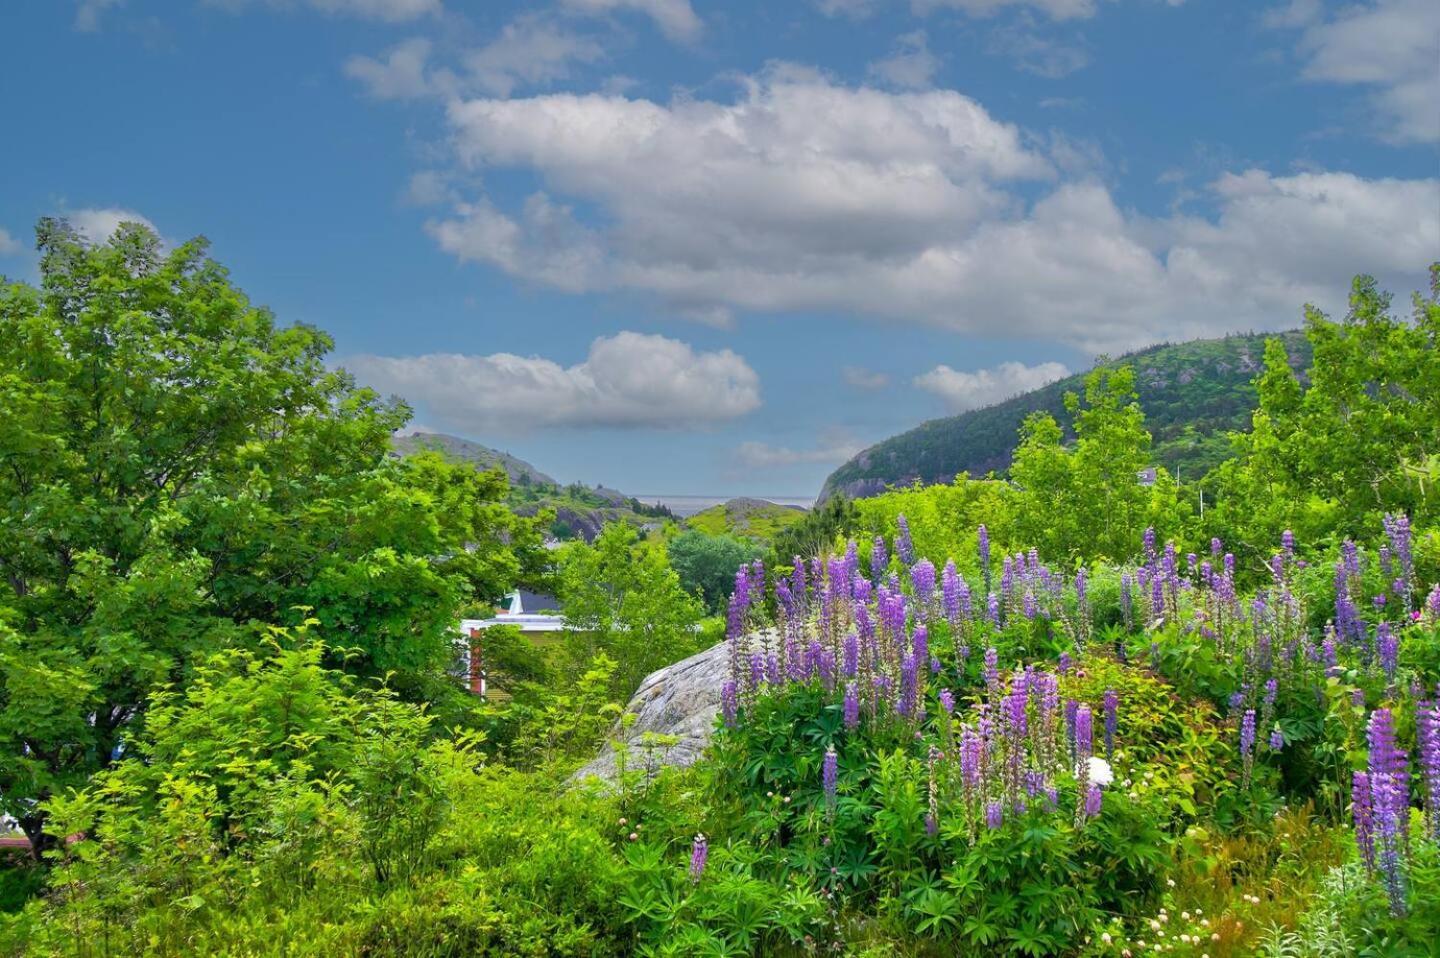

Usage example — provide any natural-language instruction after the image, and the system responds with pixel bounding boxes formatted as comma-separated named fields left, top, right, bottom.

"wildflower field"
left=2, top=228, right=1438, bottom=956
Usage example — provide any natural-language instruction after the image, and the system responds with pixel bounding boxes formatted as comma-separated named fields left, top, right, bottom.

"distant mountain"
left=392, top=432, right=557, bottom=487
left=685, top=497, right=808, bottom=543
left=819, top=330, right=1311, bottom=503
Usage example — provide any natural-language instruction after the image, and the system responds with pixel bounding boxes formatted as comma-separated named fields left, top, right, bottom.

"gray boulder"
left=571, top=637, right=739, bottom=787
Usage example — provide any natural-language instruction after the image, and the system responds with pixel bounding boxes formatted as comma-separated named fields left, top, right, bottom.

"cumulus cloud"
left=424, top=65, right=1439, bottom=351
left=735, top=434, right=867, bottom=469
left=915, top=360, right=1070, bottom=411
left=815, top=0, right=879, bottom=17
left=346, top=331, right=760, bottom=434
left=1282, top=0, right=1440, bottom=144
left=843, top=366, right=890, bottom=390
left=0, top=228, right=21, bottom=256
left=559, top=0, right=701, bottom=41
left=345, top=38, right=433, bottom=100
left=868, top=30, right=941, bottom=89
left=67, top=208, right=159, bottom=244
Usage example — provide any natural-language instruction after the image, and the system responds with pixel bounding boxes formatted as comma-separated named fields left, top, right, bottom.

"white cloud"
left=986, top=20, right=1090, bottom=77
left=914, top=0, right=1099, bottom=21
left=735, top=434, right=866, bottom=469
left=915, top=360, right=1070, bottom=411
left=426, top=69, right=1438, bottom=352
left=843, top=366, right=890, bottom=390
left=346, top=331, right=760, bottom=433
left=75, top=0, right=123, bottom=31
left=345, top=38, right=433, bottom=100
left=559, top=0, right=701, bottom=41
left=67, top=208, right=159, bottom=244
left=0, top=228, right=21, bottom=256
left=463, top=15, right=607, bottom=97
left=816, top=0, right=880, bottom=17
left=1285, top=0, right=1440, bottom=144
left=868, top=30, right=941, bottom=90
left=207, top=0, right=439, bottom=21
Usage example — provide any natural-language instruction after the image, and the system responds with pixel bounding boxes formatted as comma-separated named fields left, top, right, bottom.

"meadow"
left=1, top=224, right=1437, bottom=956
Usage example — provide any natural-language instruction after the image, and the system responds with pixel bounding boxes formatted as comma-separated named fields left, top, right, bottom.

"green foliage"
left=768, top=493, right=859, bottom=569
left=0, top=221, right=544, bottom=851
left=1211, top=269, right=1440, bottom=563
left=667, top=529, right=764, bottom=614
left=1007, top=365, right=1192, bottom=562
left=684, top=499, right=807, bottom=543
left=556, top=523, right=704, bottom=697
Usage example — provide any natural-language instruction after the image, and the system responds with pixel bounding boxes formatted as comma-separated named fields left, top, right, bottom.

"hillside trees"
left=667, top=529, right=763, bottom=614
left=0, top=219, right=543, bottom=853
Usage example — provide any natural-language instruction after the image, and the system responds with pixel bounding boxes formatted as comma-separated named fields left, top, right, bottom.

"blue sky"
left=2, top=0, right=1437, bottom=498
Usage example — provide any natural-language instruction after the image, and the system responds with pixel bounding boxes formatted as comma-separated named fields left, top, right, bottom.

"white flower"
left=1087, top=756, right=1115, bottom=787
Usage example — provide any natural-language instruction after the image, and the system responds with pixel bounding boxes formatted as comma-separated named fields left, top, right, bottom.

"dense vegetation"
left=819, top=331, right=1311, bottom=503
left=2, top=222, right=1438, bottom=957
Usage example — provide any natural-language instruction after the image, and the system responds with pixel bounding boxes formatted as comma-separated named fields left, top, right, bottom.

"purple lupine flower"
left=1418, top=700, right=1440, bottom=842
left=941, top=560, right=961, bottom=623
left=842, top=631, right=859, bottom=678
left=1074, top=704, right=1093, bottom=769
left=1353, top=770, right=1376, bottom=871
left=983, top=647, right=999, bottom=689
left=870, top=535, right=888, bottom=583
left=1143, top=526, right=1157, bottom=561
left=1377, top=622, right=1399, bottom=685
left=985, top=801, right=1004, bottom=830
left=1383, top=514, right=1413, bottom=607
left=1058, top=652, right=1071, bottom=675
left=911, top=559, right=936, bottom=608
left=895, top=514, right=915, bottom=566
left=1264, top=678, right=1278, bottom=708
left=721, top=680, right=738, bottom=728
left=1082, top=785, right=1103, bottom=819
left=911, top=625, right=929, bottom=666
left=1367, top=708, right=1410, bottom=915
left=987, top=591, right=1001, bottom=627
left=977, top=524, right=991, bottom=591
left=938, top=688, right=955, bottom=715
left=1211, top=536, right=1223, bottom=556
left=1427, top=584, right=1440, bottom=620
left=1269, top=726, right=1284, bottom=751
left=1240, top=709, right=1257, bottom=787
left=822, top=746, right=839, bottom=807
left=960, top=728, right=982, bottom=792
left=1281, top=529, right=1295, bottom=555
left=897, top=654, right=920, bottom=718
left=843, top=681, right=860, bottom=731
left=1103, top=689, right=1118, bottom=759
left=1351, top=688, right=1367, bottom=709
left=688, top=833, right=708, bottom=882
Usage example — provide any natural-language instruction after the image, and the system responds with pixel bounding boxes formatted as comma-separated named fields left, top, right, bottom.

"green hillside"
left=819, top=330, right=1311, bottom=502
left=391, top=431, right=673, bottom=541
left=685, top=497, right=808, bottom=542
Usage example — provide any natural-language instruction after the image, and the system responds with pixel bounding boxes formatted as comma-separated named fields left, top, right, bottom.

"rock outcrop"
left=571, top=638, right=733, bottom=787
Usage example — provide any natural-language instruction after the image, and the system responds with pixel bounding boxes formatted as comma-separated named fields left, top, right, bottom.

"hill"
left=819, top=330, right=1311, bottom=502
left=392, top=432, right=557, bottom=487
left=684, top=497, right=808, bottom=542
left=391, top=431, right=672, bottom=542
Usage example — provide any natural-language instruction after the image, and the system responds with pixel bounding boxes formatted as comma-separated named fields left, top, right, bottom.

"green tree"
left=556, top=523, right=703, bottom=697
left=0, top=219, right=539, bottom=853
left=769, top=494, right=859, bottom=568
left=1212, top=268, right=1440, bottom=556
left=1006, top=365, right=1189, bottom=562
left=666, top=529, right=763, bottom=614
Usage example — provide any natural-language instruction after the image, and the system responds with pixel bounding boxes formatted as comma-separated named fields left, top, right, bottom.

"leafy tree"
left=556, top=523, right=703, bottom=697
left=666, top=529, right=763, bottom=614
left=1006, top=365, right=1189, bottom=562
left=1212, top=268, right=1440, bottom=558
left=769, top=493, right=859, bottom=568
left=0, top=219, right=541, bottom=853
